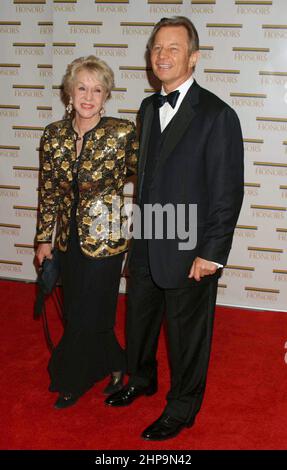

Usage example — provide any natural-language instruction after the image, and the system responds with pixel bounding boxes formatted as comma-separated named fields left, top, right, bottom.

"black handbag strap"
left=41, top=288, right=64, bottom=353
left=42, top=304, right=55, bottom=353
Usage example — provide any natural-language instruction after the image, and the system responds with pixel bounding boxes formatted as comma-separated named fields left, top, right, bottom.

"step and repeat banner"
left=0, top=0, right=286, bottom=311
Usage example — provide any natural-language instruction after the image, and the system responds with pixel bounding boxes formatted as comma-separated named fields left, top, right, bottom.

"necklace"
left=73, top=116, right=101, bottom=141
left=73, top=125, right=84, bottom=141
left=72, top=119, right=86, bottom=142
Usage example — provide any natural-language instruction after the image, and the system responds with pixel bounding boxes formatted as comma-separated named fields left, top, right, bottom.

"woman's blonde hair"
left=62, top=55, right=114, bottom=100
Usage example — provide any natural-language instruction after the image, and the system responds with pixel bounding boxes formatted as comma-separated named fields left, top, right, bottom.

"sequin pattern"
left=36, top=117, right=138, bottom=258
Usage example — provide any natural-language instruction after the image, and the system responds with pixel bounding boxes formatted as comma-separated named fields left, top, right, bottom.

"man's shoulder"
left=198, top=85, right=230, bottom=112
left=195, top=83, right=241, bottom=124
left=139, top=94, right=154, bottom=112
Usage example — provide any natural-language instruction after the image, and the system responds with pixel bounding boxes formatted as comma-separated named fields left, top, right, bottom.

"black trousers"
left=126, top=241, right=218, bottom=423
left=48, top=213, right=125, bottom=396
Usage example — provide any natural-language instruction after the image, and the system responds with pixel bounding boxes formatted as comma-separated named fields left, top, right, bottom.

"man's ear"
left=189, top=50, right=200, bottom=69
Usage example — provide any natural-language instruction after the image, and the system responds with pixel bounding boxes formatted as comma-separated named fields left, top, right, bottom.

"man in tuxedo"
left=106, top=16, right=244, bottom=441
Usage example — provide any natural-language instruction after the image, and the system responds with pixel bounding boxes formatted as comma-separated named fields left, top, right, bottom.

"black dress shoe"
left=141, top=413, right=195, bottom=441
left=105, top=380, right=157, bottom=407
left=103, top=372, right=124, bottom=395
left=54, top=393, right=81, bottom=409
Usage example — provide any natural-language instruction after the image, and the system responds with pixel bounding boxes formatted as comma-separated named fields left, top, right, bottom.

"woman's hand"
left=36, top=243, right=53, bottom=266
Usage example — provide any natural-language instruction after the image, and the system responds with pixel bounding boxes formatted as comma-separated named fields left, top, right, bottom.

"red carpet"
left=0, top=279, right=286, bottom=450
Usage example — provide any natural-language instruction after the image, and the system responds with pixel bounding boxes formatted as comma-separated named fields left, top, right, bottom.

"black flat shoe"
left=141, top=414, right=195, bottom=441
left=54, top=393, right=80, bottom=409
left=105, top=379, right=157, bottom=407
left=103, top=372, right=124, bottom=395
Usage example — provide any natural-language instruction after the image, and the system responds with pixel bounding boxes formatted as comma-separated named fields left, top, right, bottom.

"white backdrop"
left=0, top=0, right=286, bottom=311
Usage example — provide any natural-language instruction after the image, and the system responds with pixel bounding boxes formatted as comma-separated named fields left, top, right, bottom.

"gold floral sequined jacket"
left=36, top=117, right=138, bottom=258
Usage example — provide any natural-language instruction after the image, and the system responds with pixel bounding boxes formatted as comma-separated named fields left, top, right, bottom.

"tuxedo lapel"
left=154, top=81, right=200, bottom=175
left=138, top=100, right=154, bottom=201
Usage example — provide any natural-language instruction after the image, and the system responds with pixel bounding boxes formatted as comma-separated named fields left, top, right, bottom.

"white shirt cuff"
left=211, top=262, right=223, bottom=269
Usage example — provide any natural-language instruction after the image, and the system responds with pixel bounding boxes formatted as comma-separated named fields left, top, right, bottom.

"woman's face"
left=71, top=69, right=107, bottom=123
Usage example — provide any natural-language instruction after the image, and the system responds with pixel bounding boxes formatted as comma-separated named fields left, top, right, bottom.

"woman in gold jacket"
left=36, top=56, right=138, bottom=409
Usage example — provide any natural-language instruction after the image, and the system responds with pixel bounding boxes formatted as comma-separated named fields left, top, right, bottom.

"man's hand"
left=188, top=257, right=218, bottom=282
left=35, top=243, right=52, bottom=266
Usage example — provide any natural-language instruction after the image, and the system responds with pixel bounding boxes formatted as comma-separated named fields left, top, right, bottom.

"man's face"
left=150, top=25, right=199, bottom=92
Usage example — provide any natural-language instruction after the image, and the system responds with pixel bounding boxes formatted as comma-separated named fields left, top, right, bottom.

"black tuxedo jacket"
left=133, top=80, right=244, bottom=289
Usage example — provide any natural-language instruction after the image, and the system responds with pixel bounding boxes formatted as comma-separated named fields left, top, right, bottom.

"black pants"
left=126, top=243, right=218, bottom=423
left=48, top=214, right=125, bottom=396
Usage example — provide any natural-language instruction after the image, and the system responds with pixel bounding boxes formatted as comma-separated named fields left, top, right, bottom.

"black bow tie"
left=154, top=90, right=180, bottom=109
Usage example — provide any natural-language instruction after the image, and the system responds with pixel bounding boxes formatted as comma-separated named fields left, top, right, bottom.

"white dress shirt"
left=159, top=76, right=194, bottom=132
left=158, top=75, right=223, bottom=270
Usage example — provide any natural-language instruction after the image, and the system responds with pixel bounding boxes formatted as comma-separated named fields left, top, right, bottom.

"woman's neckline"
left=70, top=116, right=106, bottom=140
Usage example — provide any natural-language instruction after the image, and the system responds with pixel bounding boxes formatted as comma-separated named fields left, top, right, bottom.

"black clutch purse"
left=35, top=248, right=61, bottom=317
left=34, top=248, right=62, bottom=351
left=38, top=248, right=60, bottom=296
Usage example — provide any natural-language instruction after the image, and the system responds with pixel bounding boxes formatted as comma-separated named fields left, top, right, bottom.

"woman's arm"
left=36, top=126, right=60, bottom=246
left=125, top=121, right=139, bottom=177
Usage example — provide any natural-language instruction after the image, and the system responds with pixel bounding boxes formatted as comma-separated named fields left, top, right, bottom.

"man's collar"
left=161, top=75, right=194, bottom=96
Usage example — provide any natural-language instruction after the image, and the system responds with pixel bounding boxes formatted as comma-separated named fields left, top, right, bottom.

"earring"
left=100, top=106, right=105, bottom=117
left=66, top=97, right=73, bottom=115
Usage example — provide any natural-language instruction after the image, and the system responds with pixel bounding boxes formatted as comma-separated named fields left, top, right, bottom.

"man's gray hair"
left=147, top=16, right=200, bottom=55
